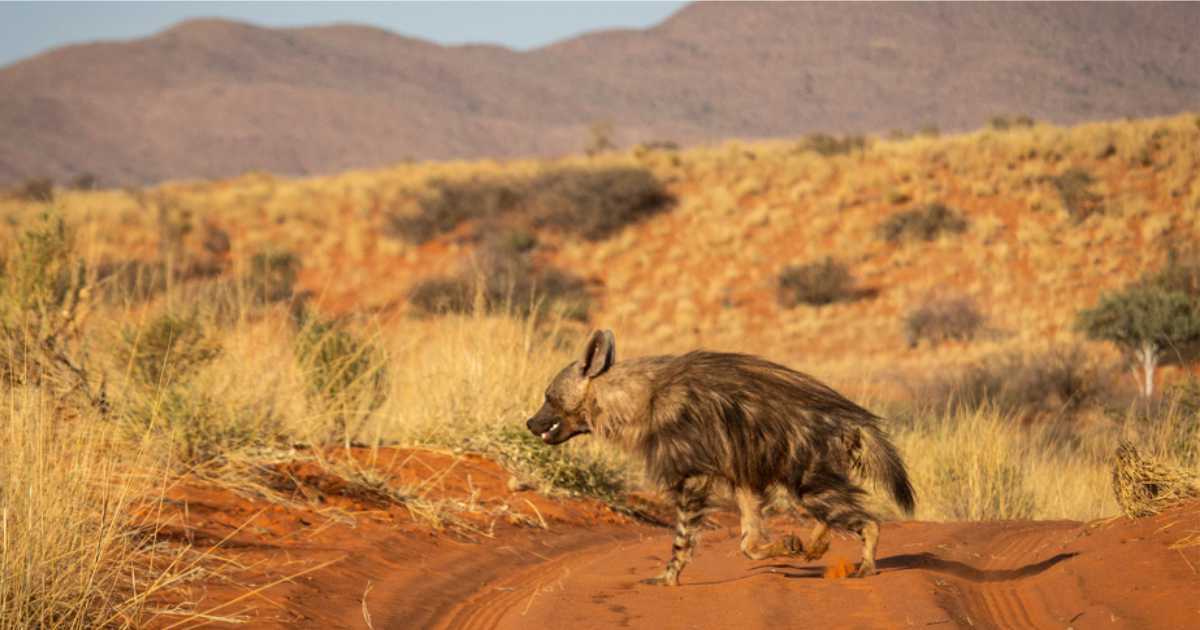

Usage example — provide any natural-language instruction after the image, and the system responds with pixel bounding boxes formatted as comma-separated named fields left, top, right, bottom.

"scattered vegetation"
left=10, top=177, right=55, bottom=203
left=878, top=203, right=969, bottom=243
left=483, top=425, right=626, bottom=501
left=903, top=295, right=985, bottom=347
left=777, top=257, right=861, bottom=307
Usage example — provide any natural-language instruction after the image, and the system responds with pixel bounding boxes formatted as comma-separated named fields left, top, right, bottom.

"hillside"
left=3, top=2, right=1200, bottom=185
left=6, top=113, right=1198, bottom=397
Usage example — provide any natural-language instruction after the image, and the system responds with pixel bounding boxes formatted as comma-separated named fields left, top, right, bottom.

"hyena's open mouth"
left=526, top=410, right=589, bottom=445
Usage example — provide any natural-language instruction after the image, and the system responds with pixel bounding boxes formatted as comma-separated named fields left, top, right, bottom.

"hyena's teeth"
left=549, top=421, right=561, bottom=433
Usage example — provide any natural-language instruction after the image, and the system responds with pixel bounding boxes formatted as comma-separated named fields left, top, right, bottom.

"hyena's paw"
left=639, top=573, right=679, bottom=587
left=803, top=537, right=830, bottom=561
left=780, top=534, right=804, bottom=556
left=851, top=562, right=877, bottom=578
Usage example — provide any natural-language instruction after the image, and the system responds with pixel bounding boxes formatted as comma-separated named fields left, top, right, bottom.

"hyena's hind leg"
left=642, top=477, right=711, bottom=586
left=792, top=469, right=880, bottom=577
left=734, top=487, right=803, bottom=560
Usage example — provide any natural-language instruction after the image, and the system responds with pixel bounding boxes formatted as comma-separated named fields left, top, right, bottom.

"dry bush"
left=389, top=166, right=673, bottom=244
left=776, top=257, right=861, bottom=307
left=929, top=345, right=1106, bottom=417
left=11, top=177, right=54, bottom=203
left=1112, top=440, right=1199, bottom=518
left=904, top=295, right=985, bottom=347
left=878, top=203, right=968, bottom=243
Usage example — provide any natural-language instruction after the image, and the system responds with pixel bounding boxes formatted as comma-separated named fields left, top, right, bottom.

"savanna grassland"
left=2, top=113, right=1199, bottom=627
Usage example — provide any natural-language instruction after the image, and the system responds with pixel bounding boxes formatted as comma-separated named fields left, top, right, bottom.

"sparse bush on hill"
left=482, top=425, right=625, bottom=501
left=795, top=133, right=866, bottom=157
left=878, top=203, right=968, bottom=243
left=988, top=114, right=1035, bottom=131
left=777, top=257, right=862, bottom=307
left=294, top=316, right=388, bottom=446
left=388, top=166, right=673, bottom=244
left=69, top=173, right=98, bottom=191
left=903, top=295, right=985, bottom=347
left=1048, top=168, right=1104, bottom=221
left=585, top=120, right=616, bottom=156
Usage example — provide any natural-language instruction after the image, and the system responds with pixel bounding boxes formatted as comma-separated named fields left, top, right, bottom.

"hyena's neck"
left=588, top=356, right=671, bottom=448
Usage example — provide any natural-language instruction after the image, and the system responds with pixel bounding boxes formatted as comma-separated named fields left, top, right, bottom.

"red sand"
left=154, top=449, right=1200, bottom=629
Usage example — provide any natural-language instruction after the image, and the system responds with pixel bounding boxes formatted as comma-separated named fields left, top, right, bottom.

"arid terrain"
left=2, top=112, right=1199, bottom=628
left=3, top=2, right=1200, bottom=184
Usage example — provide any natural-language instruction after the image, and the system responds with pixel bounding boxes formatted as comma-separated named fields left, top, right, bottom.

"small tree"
left=1076, top=284, right=1200, bottom=398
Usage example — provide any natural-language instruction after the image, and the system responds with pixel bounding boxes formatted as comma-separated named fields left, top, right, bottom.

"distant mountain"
left=2, top=2, right=1198, bottom=185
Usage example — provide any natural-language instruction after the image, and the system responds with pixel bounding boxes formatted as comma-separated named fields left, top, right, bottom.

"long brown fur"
left=526, top=330, right=915, bottom=585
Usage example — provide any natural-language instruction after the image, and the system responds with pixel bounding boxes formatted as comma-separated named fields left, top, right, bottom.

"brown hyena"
left=526, top=330, right=915, bottom=586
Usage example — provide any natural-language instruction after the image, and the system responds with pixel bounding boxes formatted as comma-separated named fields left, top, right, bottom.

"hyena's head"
left=526, top=329, right=615, bottom=445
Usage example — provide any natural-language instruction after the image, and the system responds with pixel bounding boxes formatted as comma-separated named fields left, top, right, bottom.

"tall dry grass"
left=0, top=387, right=165, bottom=629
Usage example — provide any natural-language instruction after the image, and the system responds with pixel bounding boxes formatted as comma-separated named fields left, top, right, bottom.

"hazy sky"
left=0, top=1, right=687, bottom=68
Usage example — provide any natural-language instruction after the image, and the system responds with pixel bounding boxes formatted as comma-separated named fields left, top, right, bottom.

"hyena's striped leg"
left=642, top=477, right=710, bottom=586
left=804, top=521, right=831, bottom=561
left=793, top=470, right=880, bottom=577
left=734, top=487, right=802, bottom=560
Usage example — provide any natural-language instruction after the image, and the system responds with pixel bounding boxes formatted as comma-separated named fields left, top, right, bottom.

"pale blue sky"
left=0, top=1, right=687, bottom=67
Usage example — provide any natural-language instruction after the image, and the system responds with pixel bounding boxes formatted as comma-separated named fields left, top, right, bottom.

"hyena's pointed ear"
left=580, top=329, right=616, bottom=378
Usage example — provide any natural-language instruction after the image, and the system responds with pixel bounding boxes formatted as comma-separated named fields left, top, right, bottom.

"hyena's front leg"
left=642, top=477, right=710, bottom=586
left=734, top=487, right=803, bottom=560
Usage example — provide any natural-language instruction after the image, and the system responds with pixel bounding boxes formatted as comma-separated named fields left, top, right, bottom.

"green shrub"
left=482, top=425, right=625, bottom=501
left=878, top=203, right=968, bottom=243
left=124, top=387, right=279, bottom=464
left=294, top=317, right=388, bottom=445
left=904, top=296, right=985, bottom=347
left=777, top=257, right=859, bottom=307
left=0, top=214, right=98, bottom=406
left=117, top=313, right=221, bottom=389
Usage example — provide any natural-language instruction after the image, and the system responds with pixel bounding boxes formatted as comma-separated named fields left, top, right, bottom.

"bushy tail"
left=858, top=424, right=915, bottom=515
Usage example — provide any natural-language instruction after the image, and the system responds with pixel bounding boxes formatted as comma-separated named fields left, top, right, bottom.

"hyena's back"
left=625, top=351, right=915, bottom=513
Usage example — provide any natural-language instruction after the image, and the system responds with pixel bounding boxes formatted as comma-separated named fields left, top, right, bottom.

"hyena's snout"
left=526, top=404, right=587, bottom=445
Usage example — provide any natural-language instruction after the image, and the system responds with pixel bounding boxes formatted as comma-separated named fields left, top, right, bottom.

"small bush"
left=904, top=296, right=985, bottom=347
left=94, top=259, right=169, bottom=304
left=124, top=386, right=279, bottom=464
left=878, top=203, right=968, bottom=243
left=118, top=313, right=221, bottom=389
left=294, top=317, right=388, bottom=444
left=1049, top=168, right=1104, bottom=221
left=777, top=257, right=859, bottom=307
left=69, top=173, right=98, bottom=190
